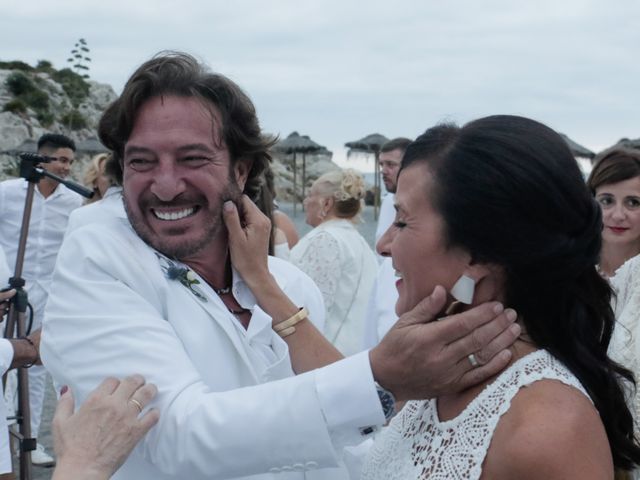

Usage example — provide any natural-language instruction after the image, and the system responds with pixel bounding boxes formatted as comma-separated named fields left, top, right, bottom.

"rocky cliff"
left=0, top=61, right=340, bottom=200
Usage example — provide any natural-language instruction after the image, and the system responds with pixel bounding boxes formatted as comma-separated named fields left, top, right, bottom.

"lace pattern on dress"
left=609, top=255, right=640, bottom=438
left=292, top=230, right=341, bottom=311
left=361, top=350, right=589, bottom=480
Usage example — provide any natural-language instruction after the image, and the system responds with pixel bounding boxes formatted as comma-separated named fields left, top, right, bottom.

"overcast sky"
left=1, top=0, right=638, bottom=171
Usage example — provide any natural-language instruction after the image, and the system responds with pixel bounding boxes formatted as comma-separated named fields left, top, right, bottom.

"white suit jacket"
left=66, top=186, right=126, bottom=234
left=41, top=217, right=383, bottom=479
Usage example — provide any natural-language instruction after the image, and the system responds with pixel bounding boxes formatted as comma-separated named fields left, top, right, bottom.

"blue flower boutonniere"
left=159, top=257, right=208, bottom=302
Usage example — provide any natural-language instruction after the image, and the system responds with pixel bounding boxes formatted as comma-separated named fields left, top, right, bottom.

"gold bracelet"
left=274, top=307, right=308, bottom=337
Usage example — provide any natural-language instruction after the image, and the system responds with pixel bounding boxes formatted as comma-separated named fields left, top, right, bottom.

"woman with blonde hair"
left=290, top=168, right=378, bottom=355
left=83, top=153, right=116, bottom=204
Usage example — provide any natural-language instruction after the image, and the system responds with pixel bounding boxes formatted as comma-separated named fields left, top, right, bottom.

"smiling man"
left=41, top=52, right=519, bottom=480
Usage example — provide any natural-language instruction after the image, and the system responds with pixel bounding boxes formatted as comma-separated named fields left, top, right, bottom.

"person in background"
left=362, top=137, right=412, bottom=349
left=588, top=148, right=640, bottom=278
left=254, top=166, right=293, bottom=260
left=0, top=248, right=44, bottom=479
left=375, top=137, right=412, bottom=245
left=588, top=148, right=640, bottom=474
left=291, top=168, right=378, bottom=355
left=83, top=153, right=117, bottom=204
left=0, top=133, right=82, bottom=467
left=66, top=153, right=125, bottom=235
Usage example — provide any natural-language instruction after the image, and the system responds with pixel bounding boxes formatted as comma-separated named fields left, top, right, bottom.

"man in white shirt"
left=41, top=52, right=519, bottom=480
left=0, top=133, right=83, bottom=466
left=364, top=138, right=412, bottom=349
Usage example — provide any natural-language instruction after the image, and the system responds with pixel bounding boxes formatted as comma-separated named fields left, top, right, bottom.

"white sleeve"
left=0, top=339, right=13, bottom=376
left=291, top=231, right=341, bottom=312
left=42, top=227, right=383, bottom=479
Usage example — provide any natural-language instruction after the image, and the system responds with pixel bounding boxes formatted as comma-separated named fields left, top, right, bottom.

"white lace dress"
left=361, top=350, right=589, bottom=480
left=609, top=254, right=640, bottom=473
left=290, top=219, right=378, bottom=356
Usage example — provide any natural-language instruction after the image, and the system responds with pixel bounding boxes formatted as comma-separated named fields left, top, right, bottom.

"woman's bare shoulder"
left=481, top=378, right=613, bottom=480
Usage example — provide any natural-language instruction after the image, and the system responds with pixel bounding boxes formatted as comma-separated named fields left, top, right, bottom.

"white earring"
left=450, top=274, right=475, bottom=304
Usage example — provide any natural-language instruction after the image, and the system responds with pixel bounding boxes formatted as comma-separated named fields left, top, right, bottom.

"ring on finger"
left=129, top=398, right=143, bottom=413
left=467, top=353, right=479, bottom=368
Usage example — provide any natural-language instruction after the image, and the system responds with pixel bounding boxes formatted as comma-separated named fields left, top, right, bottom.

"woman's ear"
left=323, top=195, right=335, bottom=213
left=450, top=263, right=493, bottom=304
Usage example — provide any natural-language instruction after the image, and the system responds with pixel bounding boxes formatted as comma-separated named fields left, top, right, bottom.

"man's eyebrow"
left=124, top=145, right=154, bottom=156
left=176, top=143, right=215, bottom=153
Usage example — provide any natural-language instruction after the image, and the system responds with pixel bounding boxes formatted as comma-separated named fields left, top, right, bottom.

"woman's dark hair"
left=587, top=147, right=640, bottom=194
left=99, top=51, right=275, bottom=201
left=254, top=166, right=277, bottom=256
left=401, top=115, right=640, bottom=471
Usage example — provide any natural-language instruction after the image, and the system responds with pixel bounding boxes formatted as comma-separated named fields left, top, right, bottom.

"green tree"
left=67, top=38, right=91, bottom=79
left=63, top=38, right=92, bottom=131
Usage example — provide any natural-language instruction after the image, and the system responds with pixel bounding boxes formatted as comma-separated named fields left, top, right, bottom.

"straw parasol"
left=76, top=136, right=108, bottom=155
left=273, top=132, right=325, bottom=215
left=1, top=139, right=37, bottom=155
left=345, top=133, right=389, bottom=219
left=613, top=137, right=640, bottom=150
left=559, top=133, right=595, bottom=159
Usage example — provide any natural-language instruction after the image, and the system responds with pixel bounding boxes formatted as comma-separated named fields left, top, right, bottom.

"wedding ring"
left=129, top=398, right=143, bottom=413
left=467, top=353, right=479, bottom=368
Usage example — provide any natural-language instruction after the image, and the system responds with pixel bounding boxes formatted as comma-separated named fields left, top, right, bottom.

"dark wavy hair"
left=98, top=51, right=274, bottom=200
left=401, top=115, right=640, bottom=471
left=587, top=147, right=640, bottom=194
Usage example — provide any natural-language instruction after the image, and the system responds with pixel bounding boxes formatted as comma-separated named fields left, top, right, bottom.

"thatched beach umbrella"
left=612, top=137, right=640, bottom=150
left=76, top=136, right=108, bottom=155
left=2, top=138, right=37, bottom=155
left=345, top=133, right=389, bottom=219
left=559, top=133, right=595, bottom=159
left=274, top=132, right=324, bottom=215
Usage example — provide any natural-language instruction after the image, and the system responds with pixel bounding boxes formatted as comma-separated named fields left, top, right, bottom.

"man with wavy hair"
left=41, top=52, right=518, bottom=479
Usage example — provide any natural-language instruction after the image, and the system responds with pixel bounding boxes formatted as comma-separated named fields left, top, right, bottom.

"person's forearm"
left=9, top=337, right=38, bottom=369
left=245, top=272, right=343, bottom=373
left=52, top=463, right=108, bottom=480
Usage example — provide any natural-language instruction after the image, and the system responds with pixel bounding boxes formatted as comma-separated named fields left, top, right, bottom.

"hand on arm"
left=52, top=375, right=159, bottom=480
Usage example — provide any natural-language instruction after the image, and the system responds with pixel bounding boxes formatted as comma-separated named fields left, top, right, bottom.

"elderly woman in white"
left=291, top=169, right=378, bottom=356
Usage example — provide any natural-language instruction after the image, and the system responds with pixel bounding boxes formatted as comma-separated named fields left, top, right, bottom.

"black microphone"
left=18, top=152, right=54, bottom=164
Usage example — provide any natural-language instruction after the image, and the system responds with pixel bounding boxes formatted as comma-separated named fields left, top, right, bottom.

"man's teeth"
left=154, top=208, right=195, bottom=221
left=395, top=270, right=402, bottom=278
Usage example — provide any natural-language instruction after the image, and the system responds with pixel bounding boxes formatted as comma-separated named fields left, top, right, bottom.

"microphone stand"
left=3, top=153, right=93, bottom=480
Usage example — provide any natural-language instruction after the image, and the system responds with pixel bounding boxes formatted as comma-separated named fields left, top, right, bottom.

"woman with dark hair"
left=224, top=115, right=640, bottom=478
left=589, top=149, right=640, bottom=458
left=588, top=148, right=640, bottom=277
left=359, top=116, right=640, bottom=479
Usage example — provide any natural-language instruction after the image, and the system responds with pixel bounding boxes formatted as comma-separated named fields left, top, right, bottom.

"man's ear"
left=233, top=158, right=253, bottom=191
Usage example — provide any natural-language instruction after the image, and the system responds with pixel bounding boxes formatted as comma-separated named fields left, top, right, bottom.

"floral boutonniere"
left=158, top=256, right=208, bottom=302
